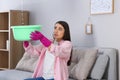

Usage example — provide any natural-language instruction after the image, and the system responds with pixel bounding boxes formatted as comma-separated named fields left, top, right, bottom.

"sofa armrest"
left=98, top=48, right=118, bottom=80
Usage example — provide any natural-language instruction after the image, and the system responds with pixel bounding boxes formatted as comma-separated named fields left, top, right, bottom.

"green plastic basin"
left=11, top=25, right=42, bottom=41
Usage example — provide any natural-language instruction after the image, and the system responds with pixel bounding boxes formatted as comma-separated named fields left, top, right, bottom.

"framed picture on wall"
left=85, top=24, right=93, bottom=35
left=90, top=0, right=114, bottom=14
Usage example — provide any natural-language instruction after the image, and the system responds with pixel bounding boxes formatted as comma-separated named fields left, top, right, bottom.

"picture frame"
left=85, top=24, right=93, bottom=35
left=90, top=0, right=114, bottom=15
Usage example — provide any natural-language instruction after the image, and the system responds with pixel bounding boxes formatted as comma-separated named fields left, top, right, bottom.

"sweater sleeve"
left=50, top=41, right=72, bottom=59
left=23, top=42, right=44, bottom=55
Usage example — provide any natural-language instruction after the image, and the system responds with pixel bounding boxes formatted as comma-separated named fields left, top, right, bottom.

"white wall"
left=0, top=0, right=120, bottom=79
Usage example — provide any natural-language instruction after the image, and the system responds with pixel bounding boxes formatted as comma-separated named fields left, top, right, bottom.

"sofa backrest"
left=15, top=47, right=118, bottom=80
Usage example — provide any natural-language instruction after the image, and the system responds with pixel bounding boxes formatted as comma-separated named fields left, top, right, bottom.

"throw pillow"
left=69, top=49, right=97, bottom=80
left=90, top=55, right=109, bottom=79
left=15, top=52, right=39, bottom=72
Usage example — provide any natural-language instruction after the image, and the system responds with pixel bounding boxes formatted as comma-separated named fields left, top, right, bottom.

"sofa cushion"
left=15, top=52, right=39, bottom=72
left=68, top=48, right=97, bottom=80
left=90, top=54, right=109, bottom=79
left=0, top=70, right=32, bottom=80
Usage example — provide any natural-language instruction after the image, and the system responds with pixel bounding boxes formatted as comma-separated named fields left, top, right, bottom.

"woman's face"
left=53, top=23, right=65, bottom=42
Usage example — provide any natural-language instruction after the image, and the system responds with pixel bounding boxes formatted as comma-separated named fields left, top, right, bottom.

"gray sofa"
left=0, top=47, right=118, bottom=80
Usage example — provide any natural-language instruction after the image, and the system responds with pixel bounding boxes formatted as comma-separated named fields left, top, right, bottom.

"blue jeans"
left=24, top=77, right=54, bottom=80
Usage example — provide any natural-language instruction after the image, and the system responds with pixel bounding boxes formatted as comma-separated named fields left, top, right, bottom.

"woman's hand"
left=30, top=31, right=43, bottom=40
left=30, top=31, right=52, bottom=47
left=23, top=41, right=29, bottom=48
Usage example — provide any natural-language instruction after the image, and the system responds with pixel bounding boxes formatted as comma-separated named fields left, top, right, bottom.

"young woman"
left=24, top=21, right=72, bottom=80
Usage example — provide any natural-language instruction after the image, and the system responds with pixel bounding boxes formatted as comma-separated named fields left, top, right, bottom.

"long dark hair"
left=55, top=21, right=72, bottom=66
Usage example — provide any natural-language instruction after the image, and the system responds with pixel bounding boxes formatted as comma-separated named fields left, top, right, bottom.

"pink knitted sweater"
left=24, top=40, right=72, bottom=80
